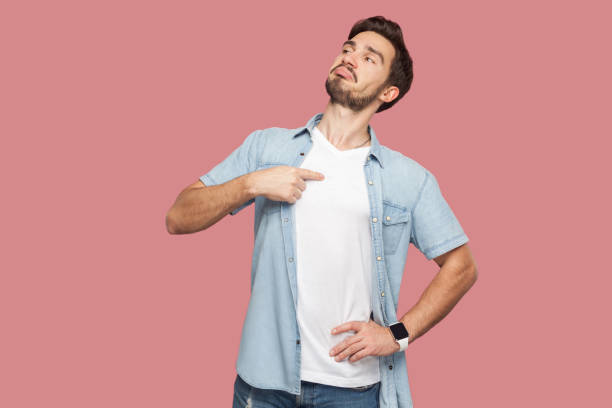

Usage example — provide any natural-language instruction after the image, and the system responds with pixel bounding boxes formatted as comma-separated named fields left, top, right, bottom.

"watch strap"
left=397, top=336, right=409, bottom=352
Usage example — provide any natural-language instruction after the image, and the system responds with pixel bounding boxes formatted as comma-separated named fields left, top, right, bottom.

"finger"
left=331, top=321, right=359, bottom=335
left=297, top=168, right=325, bottom=180
left=296, top=179, right=306, bottom=192
left=348, top=347, right=370, bottom=363
left=330, top=335, right=363, bottom=356
left=335, top=341, right=367, bottom=362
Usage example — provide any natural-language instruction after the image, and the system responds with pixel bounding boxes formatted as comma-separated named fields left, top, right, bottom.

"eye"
left=342, top=49, right=350, bottom=54
left=366, top=56, right=375, bottom=63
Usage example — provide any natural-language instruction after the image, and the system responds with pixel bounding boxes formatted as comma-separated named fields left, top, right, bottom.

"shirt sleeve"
left=410, top=170, right=469, bottom=260
left=199, top=129, right=261, bottom=216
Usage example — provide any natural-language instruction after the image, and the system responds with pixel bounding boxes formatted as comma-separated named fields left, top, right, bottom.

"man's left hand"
left=329, top=318, right=400, bottom=363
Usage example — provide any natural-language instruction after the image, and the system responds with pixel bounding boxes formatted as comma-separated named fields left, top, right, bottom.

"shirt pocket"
left=382, top=201, right=410, bottom=255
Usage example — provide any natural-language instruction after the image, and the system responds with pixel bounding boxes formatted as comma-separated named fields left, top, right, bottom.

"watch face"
left=390, top=322, right=409, bottom=339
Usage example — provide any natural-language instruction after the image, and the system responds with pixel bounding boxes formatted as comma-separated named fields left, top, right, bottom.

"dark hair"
left=348, top=16, right=414, bottom=113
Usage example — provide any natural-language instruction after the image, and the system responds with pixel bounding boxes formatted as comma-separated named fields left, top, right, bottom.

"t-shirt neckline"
left=313, top=126, right=371, bottom=155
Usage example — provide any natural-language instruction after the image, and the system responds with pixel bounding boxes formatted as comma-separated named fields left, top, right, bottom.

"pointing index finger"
left=297, top=168, right=325, bottom=181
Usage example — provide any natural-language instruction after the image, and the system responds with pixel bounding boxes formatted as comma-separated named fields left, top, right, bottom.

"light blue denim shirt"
left=200, top=112, right=469, bottom=408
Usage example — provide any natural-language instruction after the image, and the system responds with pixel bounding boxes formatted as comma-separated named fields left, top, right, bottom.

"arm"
left=166, top=129, right=262, bottom=234
left=399, top=243, right=478, bottom=344
left=327, top=244, right=477, bottom=362
left=166, top=166, right=326, bottom=234
left=165, top=175, right=256, bottom=235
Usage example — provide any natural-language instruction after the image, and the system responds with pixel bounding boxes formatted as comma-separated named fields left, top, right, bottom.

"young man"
left=166, top=16, right=477, bottom=408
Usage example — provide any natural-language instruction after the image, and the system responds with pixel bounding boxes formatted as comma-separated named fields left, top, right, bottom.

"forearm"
left=399, top=263, right=477, bottom=344
left=166, top=173, right=256, bottom=234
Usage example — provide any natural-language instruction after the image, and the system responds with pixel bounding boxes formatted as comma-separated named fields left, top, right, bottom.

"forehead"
left=347, top=31, right=395, bottom=64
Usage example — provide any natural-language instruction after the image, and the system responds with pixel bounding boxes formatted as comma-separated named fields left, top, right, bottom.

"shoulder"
left=379, top=144, right=432, bottom=191
left=245, top=125, right=305, bottom=165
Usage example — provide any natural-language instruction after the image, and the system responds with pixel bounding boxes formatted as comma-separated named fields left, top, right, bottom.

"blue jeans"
left=232, top=373, right=380, bottom=408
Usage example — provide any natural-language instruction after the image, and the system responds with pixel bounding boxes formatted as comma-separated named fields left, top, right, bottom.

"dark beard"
left=324, top=75, right=389, bottom=112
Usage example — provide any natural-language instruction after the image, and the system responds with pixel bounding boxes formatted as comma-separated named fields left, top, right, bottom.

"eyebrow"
left=342, top=40, right=385, bottom=65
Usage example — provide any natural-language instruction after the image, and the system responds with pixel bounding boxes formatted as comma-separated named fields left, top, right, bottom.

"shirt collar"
left=292, top=112, right=385, bottom=168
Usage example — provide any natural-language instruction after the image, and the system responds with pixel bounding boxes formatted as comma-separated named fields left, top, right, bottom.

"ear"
left=381, top=85, right=399, bottom=103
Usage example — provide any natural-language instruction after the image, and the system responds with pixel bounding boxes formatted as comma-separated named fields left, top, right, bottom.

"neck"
left=316, top=102, right=374, bottom=150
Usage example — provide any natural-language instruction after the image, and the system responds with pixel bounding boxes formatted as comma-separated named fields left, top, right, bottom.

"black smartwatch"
left=388, top=321, right=409, bottom=351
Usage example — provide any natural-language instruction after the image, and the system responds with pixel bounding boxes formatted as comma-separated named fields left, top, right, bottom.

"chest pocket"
left=381, top=201, right=410, bottom=255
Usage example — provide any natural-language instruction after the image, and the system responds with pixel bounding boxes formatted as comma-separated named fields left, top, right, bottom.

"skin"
left=166, top=30, right=478, bottom=363
left=317, top=31, right=399, bottom=151
left=329, top=244, right=477, bottom=363
left=320, top=32, right=478, bottom=362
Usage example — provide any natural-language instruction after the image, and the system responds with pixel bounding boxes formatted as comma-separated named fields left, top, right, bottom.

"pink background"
left=2, top=1, right=610, bottom=407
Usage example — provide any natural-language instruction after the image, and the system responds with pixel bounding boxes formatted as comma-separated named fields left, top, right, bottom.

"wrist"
left=386, top=327, right=400, bottom=352
left=388, top=322, right=410, bottom=352
left=243, top=172, right=259, bottom=199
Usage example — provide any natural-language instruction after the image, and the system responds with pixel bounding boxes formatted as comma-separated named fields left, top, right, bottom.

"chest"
left=255, top=132, right=413, bottom=256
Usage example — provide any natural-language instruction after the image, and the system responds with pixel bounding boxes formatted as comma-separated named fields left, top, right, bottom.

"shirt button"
left=368, top=180, right=373, bottom=185
left=372, top=217, right=378, bottom=223
left=388, top=365, right=393, bottom=370
left=377, top=256, right=382, bottom=261
left=296, top=340, right=300, bottom=344
left=283, top=218, right=288, bottom=223
left=381, top=291, right=385, bottom=297
left=386, top=216, right=391, bottom=221
left=288, top=257, right=294, bottom=262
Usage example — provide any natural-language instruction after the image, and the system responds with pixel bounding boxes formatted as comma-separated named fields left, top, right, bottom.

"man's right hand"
left=247, top=166, right=325, bottom=204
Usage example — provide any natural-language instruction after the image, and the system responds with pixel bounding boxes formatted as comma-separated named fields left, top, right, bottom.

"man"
left=166, top=15, right=477, bottom=408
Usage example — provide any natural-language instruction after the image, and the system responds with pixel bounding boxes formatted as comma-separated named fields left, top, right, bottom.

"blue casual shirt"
left=200, top=112, right=469, bottom=408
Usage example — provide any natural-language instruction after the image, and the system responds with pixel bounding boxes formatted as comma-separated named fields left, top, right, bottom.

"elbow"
left=468, top=263, right=478, bottom=285
left=166, top=210, right=210, bottom=234
left=166, top=211, right=179, bottom=234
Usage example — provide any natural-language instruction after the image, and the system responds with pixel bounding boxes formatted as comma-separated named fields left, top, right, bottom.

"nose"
left=341, top=52, right=357, bottom=70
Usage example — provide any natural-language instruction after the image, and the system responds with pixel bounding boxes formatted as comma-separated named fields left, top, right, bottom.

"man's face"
left=325, top=31, right=397, bottom=112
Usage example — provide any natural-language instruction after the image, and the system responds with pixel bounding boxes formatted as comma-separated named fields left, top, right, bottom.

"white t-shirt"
left=295, top=125, right=380, bottom=387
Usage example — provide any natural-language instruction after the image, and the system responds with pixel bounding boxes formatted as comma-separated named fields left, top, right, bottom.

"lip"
left=335, top=66, right=354, bottom=81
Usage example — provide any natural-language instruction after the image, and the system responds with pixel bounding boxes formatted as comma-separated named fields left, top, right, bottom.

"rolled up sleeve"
left=199, top=129, right=261, bottom=215
left=410, top=170, right=469, bottom=260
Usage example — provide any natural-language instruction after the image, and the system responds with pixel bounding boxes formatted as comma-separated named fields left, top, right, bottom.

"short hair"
left=348, top=16, right=414, bottom=113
